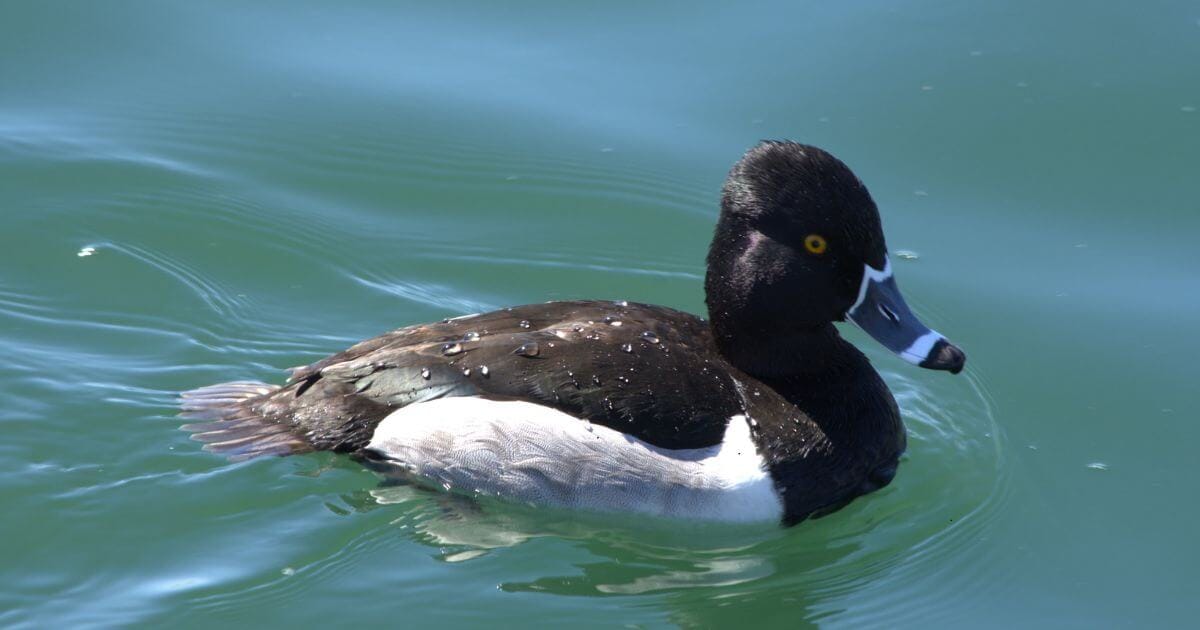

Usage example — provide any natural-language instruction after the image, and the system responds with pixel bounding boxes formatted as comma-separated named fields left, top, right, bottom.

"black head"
left=705, top=141, right=965, bottom=375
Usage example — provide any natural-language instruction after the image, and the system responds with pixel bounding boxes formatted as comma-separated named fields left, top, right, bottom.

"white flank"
left=366, top=398, right=783, bottom=523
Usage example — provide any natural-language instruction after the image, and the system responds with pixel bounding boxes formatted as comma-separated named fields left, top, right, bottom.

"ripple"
left=0, top=115, right=211, bottom=177
left=108, top=242, right=251, bottom=321
left=24, top=103, right=715, bottom=220
left=350, top=274, right=501, bottom=315
left=413, top=246, right=702, bottom=281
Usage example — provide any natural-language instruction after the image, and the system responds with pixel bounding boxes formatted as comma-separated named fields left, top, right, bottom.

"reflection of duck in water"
left=181, top=141, right=966, bottom=526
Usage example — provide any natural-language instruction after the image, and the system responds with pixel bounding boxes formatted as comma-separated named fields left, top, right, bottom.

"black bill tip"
left=919, top=339, right=966, bottom=374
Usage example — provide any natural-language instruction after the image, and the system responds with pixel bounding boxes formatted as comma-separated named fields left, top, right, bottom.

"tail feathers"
left=179, top=381, right=311, bottom=461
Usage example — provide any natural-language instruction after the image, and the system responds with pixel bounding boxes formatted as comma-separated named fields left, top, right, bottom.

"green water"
left=2, top=1, right=1197, bottom=626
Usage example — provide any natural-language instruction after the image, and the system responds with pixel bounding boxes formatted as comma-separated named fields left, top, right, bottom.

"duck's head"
left=705, top=141, right=965, bottom=375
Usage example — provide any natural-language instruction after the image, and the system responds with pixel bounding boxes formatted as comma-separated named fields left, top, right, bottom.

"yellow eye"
left=804, top=234, right=828, bottom=255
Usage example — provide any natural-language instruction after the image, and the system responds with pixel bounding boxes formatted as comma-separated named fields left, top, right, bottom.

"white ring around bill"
left=899, top=329, right=944, bottom=365
left=848, top=258, right=893, bottom=316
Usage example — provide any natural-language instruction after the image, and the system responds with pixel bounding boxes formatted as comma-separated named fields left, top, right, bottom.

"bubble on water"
left=1182, top=105, right=1196, bottom=113
left=913, top=190, right=929, bottom=197
left=895, top=250, right=920, bottom=260
left=281, top=567, right=296, bottom=576
left=77, top=246, right=96, bottom=257
left=1086, top=462, right=1109, bottom=471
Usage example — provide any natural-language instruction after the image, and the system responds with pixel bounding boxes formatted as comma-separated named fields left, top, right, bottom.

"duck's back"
left=181, top=300, right=750, bottom=460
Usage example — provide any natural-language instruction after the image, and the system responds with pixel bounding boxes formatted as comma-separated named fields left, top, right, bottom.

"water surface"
left=2, top=1, right=1197, bottom=627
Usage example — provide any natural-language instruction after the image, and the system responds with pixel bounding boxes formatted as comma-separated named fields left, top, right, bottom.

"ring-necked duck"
left=181, top=141, right=966, bottom=526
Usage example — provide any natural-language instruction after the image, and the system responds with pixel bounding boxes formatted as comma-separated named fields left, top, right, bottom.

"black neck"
left=709, top=320, right=859, bottom=380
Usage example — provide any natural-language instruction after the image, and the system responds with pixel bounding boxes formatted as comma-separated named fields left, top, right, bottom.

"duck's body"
left=182, top=142, right=965, bottom=526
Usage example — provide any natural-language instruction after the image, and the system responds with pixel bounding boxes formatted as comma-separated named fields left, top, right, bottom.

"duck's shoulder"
left=273, top=300, right=747, bottom=452
left=741, top=348, right=906, bottom=523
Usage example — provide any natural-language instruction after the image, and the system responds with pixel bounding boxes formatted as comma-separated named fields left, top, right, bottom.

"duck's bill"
left=846, top=260, right=966, bottom=374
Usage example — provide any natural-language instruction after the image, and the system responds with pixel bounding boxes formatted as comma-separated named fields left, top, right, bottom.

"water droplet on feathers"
left=519, top=320, right=531, bottom=329
left=514, top=342, right=540, bottom=357
left=420, top=368, right=431, bottom=379
left=462, top=331, right=480, bottom=341
left=620, top=343, right=633, bottom=353
left=640, top=331, right=660, bottom=344
left=441, top=342, right=463, bottom=356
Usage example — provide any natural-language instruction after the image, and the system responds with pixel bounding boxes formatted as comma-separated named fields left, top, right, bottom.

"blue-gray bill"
left=846, top=260, right=966, bottom=374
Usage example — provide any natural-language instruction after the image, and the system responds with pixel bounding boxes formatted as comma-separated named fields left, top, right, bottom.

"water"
left=2, top=1, right=1197, bottom=626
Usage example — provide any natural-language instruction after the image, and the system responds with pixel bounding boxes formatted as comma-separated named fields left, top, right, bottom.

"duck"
left=180, top=141, right=966, bottom=526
